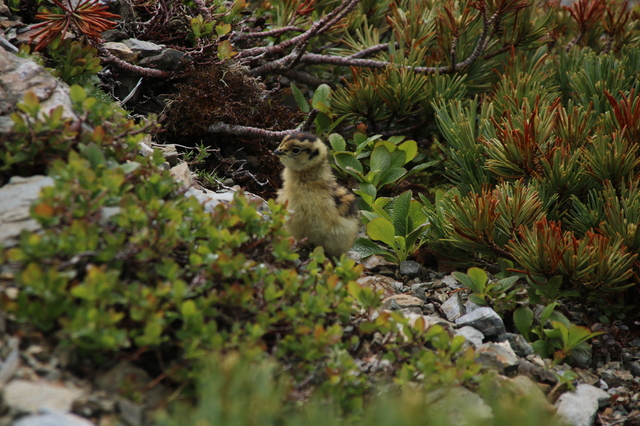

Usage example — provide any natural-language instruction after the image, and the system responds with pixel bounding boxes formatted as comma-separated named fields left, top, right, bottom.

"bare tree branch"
left=233, top=26, right=305, bottom=41
left=208, top=123, right=299, bottom=141
left=282, top=70, right=332, bottom=86
left=98, top=47, right=172, bottom=78
left=247, top=1, right=502, bottom=76
left=192, top=0, right=212, bottom=21
left=236, top=0, right=361, bottom=60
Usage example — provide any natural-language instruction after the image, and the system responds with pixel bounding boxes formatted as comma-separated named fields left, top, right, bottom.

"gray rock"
left=425, top=386, right=493, bottom=425
left=404, top=313, right=455, bottom=332
left=14, top=411, right=95, bottom=426
left=455, top=307, right=507, bottom=341
left=441, top=293, right=465, bottom=321
left=118, top=397, right=145, bottom=426
left=455, top=326, right=484, bottom=349
left=139, top=49, right=185, bottom=70
left=102, top=29, right=129, bottom=42
left=2, top=379, right=85, bottom=413
left=423, top=303, right=436, bottom=314
left=476, top=341, right=520, bottom=375
left=628, top=360, right=640, bottom=377
left=442, top=274, right=462, bottom=289
left=121, top=38, right=164, bottom=58
left=464, top=300, right=483, bottom=314
left=357, top=275, right=401, bottom=299
left=506, top=332, right=534, bottom=357
left=95, top=362, right=170, bottom=409
left=0, top=344, right=20, bottom=385
left=382, top=294, right=423, bottom=314
left=362, top=255, right=396, bottom=271
left=411, top=283, right=426, bottom=301
left=598, top=367, right=635, bottom=388
left=518, top=359, right=559, bottom=384
left=103, top=42, right=137, bottom=62
left=0, top=175, right=54, bottom=248
left=399, top=260, right=421, bottom=278
left=555, top=384, right=610, bottom=426
left=0, top=47, right=77, bottom=133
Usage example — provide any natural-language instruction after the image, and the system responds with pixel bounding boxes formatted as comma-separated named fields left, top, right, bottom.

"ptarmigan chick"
left=274, top=132, right=359, bottom=258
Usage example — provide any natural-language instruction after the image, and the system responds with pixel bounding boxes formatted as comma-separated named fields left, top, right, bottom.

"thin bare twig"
left=299, top=108, right=319, bottom=132
left=98, top=46, right=172, bottom=78
left=208, top=122, right=299, bottom=141
left=250, top=1, right=501, bottom=75
left=233, top=26, right=305, bottom=41
left=192, top=0, right=212, bottom=21
left=236, top=0, right=361, bottom=60
left=282, top=69, right=332, bottom=86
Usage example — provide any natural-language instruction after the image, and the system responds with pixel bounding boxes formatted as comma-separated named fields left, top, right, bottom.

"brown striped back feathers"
left=274, top=132, right=359, bottom=257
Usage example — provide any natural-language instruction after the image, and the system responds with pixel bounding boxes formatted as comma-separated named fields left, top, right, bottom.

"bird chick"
left=274, top=132, right=359, bottom=258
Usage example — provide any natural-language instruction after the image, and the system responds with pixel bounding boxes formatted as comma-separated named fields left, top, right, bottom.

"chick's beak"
left=274, top=149, right=283, bottom=156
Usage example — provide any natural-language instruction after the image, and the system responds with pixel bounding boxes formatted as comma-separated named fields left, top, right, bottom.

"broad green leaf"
left=532, top=340, right=551, bottom=358
left=408, top=199, right=428, bottom=226
left=549, top=310, right=570, bottom=327
left=406, top=160, right=438, bottom=177
left=380, top=168, right=407, bottom=186
left=119, top=162, right=141, bottom=174
left=216, top=23, right=231, bottom=36
left=540, top=302, right=558, bottom=324
left=494, top=275, right=520, bottom=292
left=69, top=85, right=87, bottom=103
left=451, top=271, right=481, bottom=293
left=312, top=84, right=331, bottom=107
left=359, top=321, right=378, bottom=333
left=370, top=145, right=391, bottom=172
left=85, top=143, right=106, bottom=169
left=329, top=133, right=345, bottom=151
left=291, top=83, right=310, bottom=113
left=398, top=140, right=418, bottom=162
left=180, top=300, right=197, bottom=317
left=217, top=40, right=236, bottom=60
left=367, top=217, right=396, bottom=248
left=391, top=190, right=412, bottom=237
left=467, top=267, right=488, bottom=293
left=469, top=294, right=487, bottom=305
left=358, top=182, right=377, bottom=199
left=351, top=238, right=389, bottom=258
left=513, top=306, right=534, bottom=341
left=334, top=152, right=364, bottom=175
left=389, top=150, right=407, bottom=169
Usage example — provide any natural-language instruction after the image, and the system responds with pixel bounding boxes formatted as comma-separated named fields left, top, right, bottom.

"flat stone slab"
left=0, top=175, right=54, bottom=248
left=2, top=379, right=85, bottom=413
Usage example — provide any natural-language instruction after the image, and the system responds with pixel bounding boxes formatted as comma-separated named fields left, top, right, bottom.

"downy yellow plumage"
left=274, top=132, right=359, bottom=257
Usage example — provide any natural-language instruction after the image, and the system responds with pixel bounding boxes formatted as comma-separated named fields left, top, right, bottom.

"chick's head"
left=274, top=132, right=328, bottom=171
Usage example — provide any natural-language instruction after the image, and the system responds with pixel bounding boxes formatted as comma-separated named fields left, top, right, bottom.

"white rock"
left=441, top=293, right=465, bottom=321
left=14, top=411, right=96, bottom=426
left=555, top=384, right=611, bottom=426
left=455, top=326, right=484, bottom=348
left=0, top=175, right=54, bottom=247
left=2, top=379, right=85, bottom=413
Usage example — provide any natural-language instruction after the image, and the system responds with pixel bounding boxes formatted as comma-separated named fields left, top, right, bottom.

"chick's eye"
left=291, top=147, right=301, bottom=155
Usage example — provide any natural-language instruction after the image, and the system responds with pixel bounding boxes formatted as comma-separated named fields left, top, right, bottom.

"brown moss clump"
left=163, top=62, right=300, bottom=137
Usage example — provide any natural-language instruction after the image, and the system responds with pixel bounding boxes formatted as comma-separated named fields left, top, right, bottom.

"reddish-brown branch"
left=236, top=0, right=361, bottom=59
left=233, top=26, right=305, bottom=41
left=98, top=46, right=172, bottom=78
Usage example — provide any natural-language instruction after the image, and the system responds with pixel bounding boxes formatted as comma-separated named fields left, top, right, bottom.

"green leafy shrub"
left=1, top=87, right=486, bottom=414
